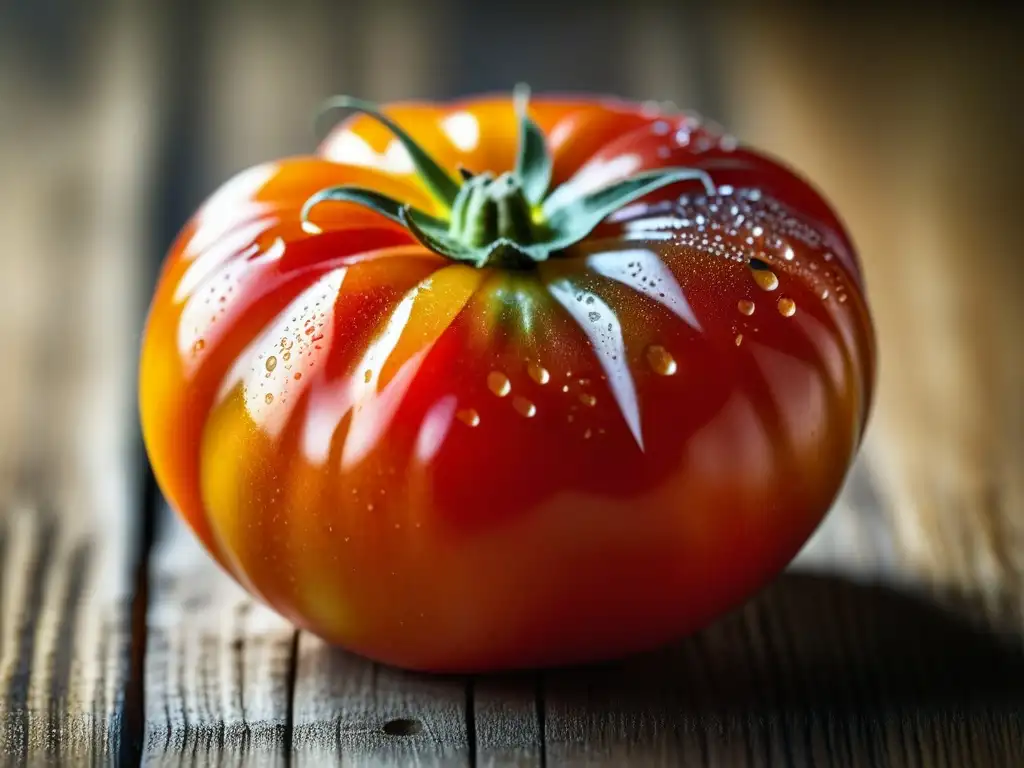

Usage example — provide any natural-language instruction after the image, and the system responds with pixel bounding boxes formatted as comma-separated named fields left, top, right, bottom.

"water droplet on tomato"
left=749, top=258, right=779, bottom=291
left=579, top=393, right=597, bottom=407
left=487, top=371, right=511, bottom=397
left=363, top=369, right=372, bottom=383
left=778, top=297, right=797, bottom=316
left=645, top=345, right=677, bottom=376
left=735, top=333, right=744, bottom=346
left=456, top=408, right=480, bottom=427
left=265, top=356, right=278, bottom=372
left=782, top=246, right=795, bottom=261
left=587, top=311, right=601, bottom=322
left=738, top=299, right=755, bottom=316
left=192, top=339, right=205, bottom=354
left=527, top=361, right=550, bottom=385
left=282, top=351, right=291, bottom=361
left=561, top=384, right=570, bottom=393
left=265, top=393, right=274, bottom=404
left=583, top=428, right=593, bottom=439
left=512, top=396, right=537, bottom=418
left=367, top=503, right=375, bottom=511
left=293, top=372, right=302, bottom=381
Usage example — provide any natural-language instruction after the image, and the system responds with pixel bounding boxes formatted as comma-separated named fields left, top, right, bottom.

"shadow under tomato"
left=534, top=572, right=1024, bottom=762
left=544, top=572, right=1024, bottom=708
left=304, top=573, right=1024, bottom=761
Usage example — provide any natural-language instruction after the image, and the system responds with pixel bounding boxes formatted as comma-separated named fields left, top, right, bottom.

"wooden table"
left=1, top=3, right=1021, bottom=765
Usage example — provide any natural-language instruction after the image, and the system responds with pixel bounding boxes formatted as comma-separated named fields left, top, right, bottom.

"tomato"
left=139, top=87, right=875, bottom=673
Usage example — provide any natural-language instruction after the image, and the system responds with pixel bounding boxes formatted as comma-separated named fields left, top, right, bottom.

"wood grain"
left=472, top=675, right=543, bottom=767
left=141, top=511, right=296, bottom=767
left=292, top=637, right=470, bottom=766
left=543, top=571, right=1024, bottom=767
left=0, top=3, right=159, bottom=762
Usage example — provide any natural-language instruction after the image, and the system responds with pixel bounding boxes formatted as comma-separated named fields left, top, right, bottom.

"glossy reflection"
left=548, top=279, right=644, bottom=450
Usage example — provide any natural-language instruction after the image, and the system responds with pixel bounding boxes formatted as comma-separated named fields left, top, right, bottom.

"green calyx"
left=302, top=85, right=716, bottom=269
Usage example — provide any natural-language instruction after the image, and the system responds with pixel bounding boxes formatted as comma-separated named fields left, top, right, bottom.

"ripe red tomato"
left=139, top=88, right=875, bottom=672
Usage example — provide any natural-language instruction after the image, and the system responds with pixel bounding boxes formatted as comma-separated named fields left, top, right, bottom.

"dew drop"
left=645, top=345, right=677, bottom=376
left=777, top=297, right=797, bottom=317
left=293, top=372, right=302, bottom=381
left=283, top=351, right=291, bottom=361
left=264, top=393, right=274, bottom=404
left=265, top=355, right=278, bottom=372
left=749, top=258, right=779, bottom=291
left=782, top=246, right=795, bottom=261
left=738, top=299, right=755, bottom=316
left=735, top=333, right=744, bottom=346
left=363, top=369, right=372, bottom=383
left=192, top=338, right=206, bottom=354
left=583, top=428, right=593, bottom=439
left=367, top=503, right=375, bottom=512
left=820, top=288, right=830, bottom=300
left=527, top=361, right=551, bottom=385
left=561, top=384, right=570, bottom=393
left=579, top=393, right=597, bottom=407
left=512, top=396, right=537, bottom=418
left=487, top=371, right=511, bottom=397
left=456, top=408, right=480, bottom=427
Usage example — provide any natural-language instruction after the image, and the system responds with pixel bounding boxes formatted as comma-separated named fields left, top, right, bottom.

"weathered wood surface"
left=0, top=3, right=159, bottom=763
left=1, top=1, right=1022, bottom=766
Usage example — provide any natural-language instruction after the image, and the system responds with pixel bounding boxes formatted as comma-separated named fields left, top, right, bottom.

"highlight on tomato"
left=139, top=85, right=875, bottom=672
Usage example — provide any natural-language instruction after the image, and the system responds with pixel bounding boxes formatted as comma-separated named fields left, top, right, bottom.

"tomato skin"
left=139, top=95, right=875, bottom=672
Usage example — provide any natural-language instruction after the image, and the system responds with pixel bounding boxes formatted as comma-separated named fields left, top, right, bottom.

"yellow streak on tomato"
left=376, top=265, right=484, bottom=389
left=198, top=262, right=485, bottom=633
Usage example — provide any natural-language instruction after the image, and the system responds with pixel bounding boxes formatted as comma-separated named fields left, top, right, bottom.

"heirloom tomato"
left=139, top=87, right=875, bottom=672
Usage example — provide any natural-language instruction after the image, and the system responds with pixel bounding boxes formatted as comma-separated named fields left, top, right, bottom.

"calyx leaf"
left=541, top=168, right=716, bottom=249
left=513, top=84, right=553, bottom=206
left=318, top=96, right=461, bottom=209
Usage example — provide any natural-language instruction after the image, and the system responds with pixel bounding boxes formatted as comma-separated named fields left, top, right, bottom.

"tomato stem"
left=304, top=85, right=718, bottom=269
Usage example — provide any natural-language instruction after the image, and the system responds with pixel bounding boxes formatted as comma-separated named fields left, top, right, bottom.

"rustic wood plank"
left=141, top=511, right=296, bottom=767
left=542, top=567, right=1024, bottom=767
left=292, top=637, right=470, bottom=766
left=472, top=675, right=543, bottom=768
left=0, top=2, right=160, bottom=763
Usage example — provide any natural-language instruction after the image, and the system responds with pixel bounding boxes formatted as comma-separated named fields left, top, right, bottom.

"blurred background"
left=0, top=0, right=1021, bottom=608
